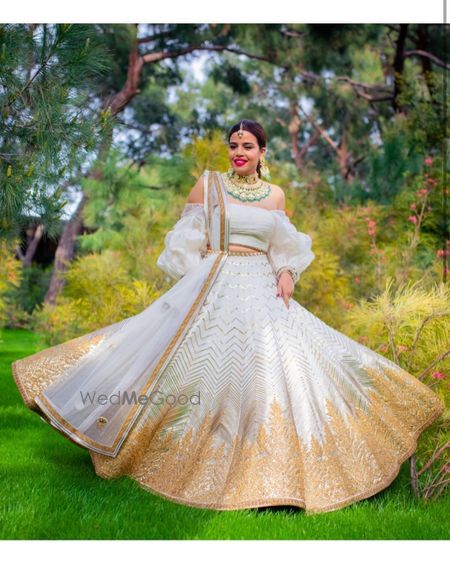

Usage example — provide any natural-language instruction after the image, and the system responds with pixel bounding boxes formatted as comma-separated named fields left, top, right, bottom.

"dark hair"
left=227, top=119, right=267, bottom=178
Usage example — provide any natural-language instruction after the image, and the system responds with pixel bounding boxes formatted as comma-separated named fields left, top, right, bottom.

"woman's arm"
left=156, top=175, right=208, bottom=281
left=187, top=174, right=204, bottom=204
left=267, top=186, right=315, bottom=308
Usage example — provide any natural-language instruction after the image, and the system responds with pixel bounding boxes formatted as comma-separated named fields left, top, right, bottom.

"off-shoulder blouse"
left=156, top=202, right=315, bottom=284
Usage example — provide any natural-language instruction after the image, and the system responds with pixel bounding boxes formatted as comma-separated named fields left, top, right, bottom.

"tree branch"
left=141, top=43, right=286, bottom=68
left=404, top=49, right=450, bottom=70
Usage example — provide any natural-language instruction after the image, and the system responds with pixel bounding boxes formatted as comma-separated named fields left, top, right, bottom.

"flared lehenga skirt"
left=83, top=251, right=444, bottom=514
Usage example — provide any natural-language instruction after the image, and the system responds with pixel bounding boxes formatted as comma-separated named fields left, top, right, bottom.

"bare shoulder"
left=269, top=184, right=286, bottom=210
left=186, top=174, right=205, bottom=204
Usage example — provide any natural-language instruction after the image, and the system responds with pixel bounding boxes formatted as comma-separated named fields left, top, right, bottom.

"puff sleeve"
left=267, top=210, right=315, bottom=284
left=156, top=203, right=209, bottom=281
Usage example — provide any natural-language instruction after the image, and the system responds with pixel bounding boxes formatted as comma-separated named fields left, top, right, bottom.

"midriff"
left=229, top=243, right=262, bottom=252
left=207, top=244, right=264, bottom=253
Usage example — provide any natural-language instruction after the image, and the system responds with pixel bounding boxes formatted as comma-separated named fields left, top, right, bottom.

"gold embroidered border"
left=12, top=332, right=106, bottom=412
left=89, top=366, right=445, bottom=513
left=206, top=248, right=267, bottom=256
left=212, top=171, right=225, bottom=251
left=207, top=171, right=213, bottom=242
left=12, top=359, right=36, bottom=411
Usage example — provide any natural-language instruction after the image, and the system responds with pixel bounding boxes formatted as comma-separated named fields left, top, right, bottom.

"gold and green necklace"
left=222, top=170, right=271, bottom=202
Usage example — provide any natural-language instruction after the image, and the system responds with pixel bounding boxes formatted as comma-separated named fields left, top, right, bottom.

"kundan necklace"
left=222, top=170, right=271, bottom=202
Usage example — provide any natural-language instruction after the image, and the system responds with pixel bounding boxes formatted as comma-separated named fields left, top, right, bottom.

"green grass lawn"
left=1, top=327, right=449, bottom=540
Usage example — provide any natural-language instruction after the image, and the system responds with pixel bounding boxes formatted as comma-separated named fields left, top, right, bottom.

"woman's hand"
left=276, top=271, right=294, bottom=309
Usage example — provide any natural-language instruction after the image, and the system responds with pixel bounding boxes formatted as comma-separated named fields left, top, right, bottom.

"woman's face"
left=228, top=130, right=266, bottom=176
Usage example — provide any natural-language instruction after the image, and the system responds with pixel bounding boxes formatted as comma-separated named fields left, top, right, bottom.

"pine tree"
left=0, top=24, right=114, bottom=239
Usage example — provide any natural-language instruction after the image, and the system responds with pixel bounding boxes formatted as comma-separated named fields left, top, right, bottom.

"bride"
left=12, top=119, right=444, bottom=514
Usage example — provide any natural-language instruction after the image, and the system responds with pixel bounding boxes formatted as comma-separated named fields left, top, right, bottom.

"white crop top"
left=215, top=203, right=276, bottom=252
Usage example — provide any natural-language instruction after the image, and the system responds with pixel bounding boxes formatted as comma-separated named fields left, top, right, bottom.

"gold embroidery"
left=89, top=365, right=444, bottom=514
left=213, top=172, right=226, bottom=251
left=12, top=332, right=106, bottom=412
left=206, top=248, right=267, bottom=256
left=207, top=171, right=213, bottom=239
left=216, top=171, right=230, bottom=249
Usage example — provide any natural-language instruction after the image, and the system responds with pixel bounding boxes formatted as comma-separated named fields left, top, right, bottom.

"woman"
left=12, top=119, right=444, bottom=514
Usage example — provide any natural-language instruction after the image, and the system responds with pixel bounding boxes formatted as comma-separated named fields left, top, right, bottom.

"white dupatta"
left=13, top=170, right=230, bottom=457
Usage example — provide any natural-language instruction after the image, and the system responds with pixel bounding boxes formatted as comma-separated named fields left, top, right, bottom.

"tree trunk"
left=392, top=24, right=408, bottom=113
left=416, top=25, right=437, bottom=104
left=288, top=101, right=304, bottom=169
left=45, top=195, right=87, bottom=305
left=15, top=223, right=44, bottom=267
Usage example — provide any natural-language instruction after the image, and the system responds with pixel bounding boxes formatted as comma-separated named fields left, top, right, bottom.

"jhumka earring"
left=259, top=154, right=270, bottom=179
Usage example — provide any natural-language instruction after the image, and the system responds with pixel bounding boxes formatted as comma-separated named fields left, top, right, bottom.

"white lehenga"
left=12, top=170, right=444, bottom=514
